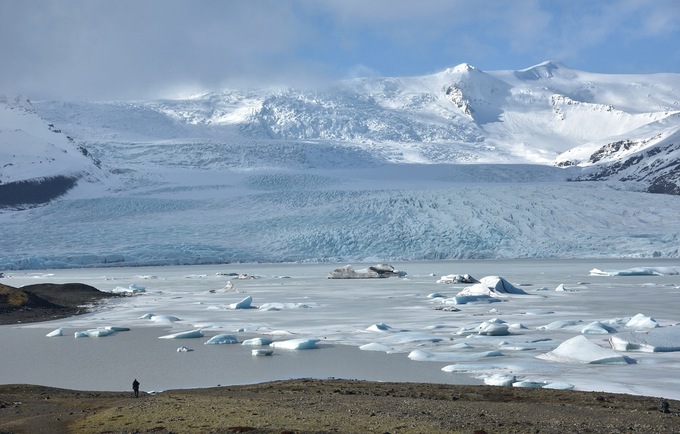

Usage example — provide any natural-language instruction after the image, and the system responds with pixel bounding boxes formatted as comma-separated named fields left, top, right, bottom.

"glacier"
left=1, top=61, right=680, bottom=269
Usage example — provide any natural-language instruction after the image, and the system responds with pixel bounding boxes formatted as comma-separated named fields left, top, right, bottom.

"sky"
left=1, top=0, right=679, bottom=101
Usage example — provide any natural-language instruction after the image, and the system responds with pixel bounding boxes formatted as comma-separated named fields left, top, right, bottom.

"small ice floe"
left=581, top=321, right=617, bottom=335
left=148, top=314, right=181, bottom=323
left=447, top=295, right=501, bottom=305
left=483, top=373, right=516, bottom=387
left=158, top=329, right=204, bottom=339
left=537, top=335, right=632, bottom=364
left=327, top=263, right=406, bottom=279
left=436, top=274, right=478, bottom=284
left=252, top=349, right=274, bottom=356
left=457, top=276, right=528, bottom=297
left=512, top=380, right=546, bottom=388
left=259, top=302, right=314, bottom=311
left=177, top=346, right=193, bottom=352
left=555, top=284, right=567, bottom=292
left=408, top=349, right=504, bottom=362
left=366, top=322, right=393, bottom=332
left=204, top=334, right=239, bottom=345
left=229, top=296, right=254, bottom=309
left=270, top=338, right=319, bottom=350
left=222, top=281, right=235, bottom=291
left=457, top=318, right=509, bottom=336
left=237, top=273, right=257, bottom=280
left=111, top=283, right=146, bottom=294
left=610, top=327, right=680, bottom=352
left=536, top=320, right=582, bottom=331
left=74, top=328, right=116, bottom=338
left=427, top=293, right=446, bottom=299
left=625, top=313, right=659, bottom=330
left=590, top=267, right=680, bottom=276
left=46, top=328, right=63, bottom=337
left=359, top=343, right=394, bottom=352
left=542, top=382, right=575, bottom=390
left=241, top=337, right=273, bottom=346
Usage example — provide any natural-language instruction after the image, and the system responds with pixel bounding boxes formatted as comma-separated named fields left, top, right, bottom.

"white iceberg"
left=205, top=334, right=239, bottom=345
left=271, top=338, right=319, bottom=350
left=177, top=346, right=193, bottom=352
left=457, top=276, right=528, bottom=297
left=610, top=327, right=680, bottom=352
left=229, top=296, right=254, bottom=309
left=366, top=322, right=393, bottom=332
left=252, top=349, right=274, bottom=356
left=625, top=313, right=659, bottom=330
left=46, top=328, right=63, bottom=337
left=158, top=330, right=204, bottom=339
left=436, top=274, right=478, bottom=284
left=74, top=328, right=115, bottom=338
left=590, top=267, right=680, bottom=276
left=111, top=283, right=146, bottom=294
left=581, top=321, right=616, bottom=335
left=537, top=335, right=632, bottom=364
left=241, top=337, right=273, bottom=346
left=483, top=373, right=516, bottom=386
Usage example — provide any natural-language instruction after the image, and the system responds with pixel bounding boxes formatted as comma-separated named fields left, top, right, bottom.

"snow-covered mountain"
left=1, top=61, right=680, bottom=269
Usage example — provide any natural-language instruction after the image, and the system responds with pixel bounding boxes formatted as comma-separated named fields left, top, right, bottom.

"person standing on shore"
left=132, top=379, right=140, bottom=398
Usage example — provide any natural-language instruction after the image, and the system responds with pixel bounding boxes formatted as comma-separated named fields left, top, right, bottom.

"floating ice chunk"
left=46, top=328, right=63, bottom=337
left=513, top=380, right=545, bottom=388
left=205, top=334, right=239, bottom=345
left=483, top=373, right=516, bottom=386
left=581, top=321, right=616, bottom=335
left=242, top=337, right=273, bottom=346
left=610, top=327, right=680, bottom=352
left=590, top=267, right=680, bottom=276
left=408, top=349, right=504, bottom=362
left=252, top=349, right=274, bottom=356
left=537, top=335, right=632, bottom=364
left=477, top=319, right=510, bottom=336
left=449, top=295, right=501, bottom=305
left=221, top=281, right=235, bottom=291
left=111, top=284, right=146, bottom=294
left=259, top=302, right=313, bottom=311
left=74, top=328, right=115, bottom=338
left=450, top=342, right=473, bottom=350
left=177, top=346, right=193, bottom=352
left=555, top=284, right=567, bottom=292
left=149, top=315, right=181, bottom=323
left=327, top=264, right=406, bottom=279
left=158, top=330, right=204, bottom=339
left=625, top=313, right=659, bottom=330
left=359, top=343, right=394, bottom=352
left=542, top=382, right=575, bottom=390
left=537, top=320, right=582, bottom=331
left=366, top=322, right=392, bottom=332
left=436, top=274, right=478, bottom=284
left=427, top=293, right=446, bottom=298
left=229, top=296, right=254, bottom=309
left=271, top=338, right=319, bottom=350
left=458, top=276, right=527, bottom=297
left=139, top=313, right=156, bottom=319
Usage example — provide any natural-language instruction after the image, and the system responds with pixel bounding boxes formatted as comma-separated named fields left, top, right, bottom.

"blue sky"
left=1, top=0, right=678, bottom=100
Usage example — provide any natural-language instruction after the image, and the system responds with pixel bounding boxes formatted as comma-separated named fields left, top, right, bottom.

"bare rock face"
left=327, top=263, right=406, bottom=279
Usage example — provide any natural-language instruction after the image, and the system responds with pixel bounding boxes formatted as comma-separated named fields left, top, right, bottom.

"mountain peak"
left=443, top=63, right=478, bottom=74
left=515, top=60, right=569, bottom=80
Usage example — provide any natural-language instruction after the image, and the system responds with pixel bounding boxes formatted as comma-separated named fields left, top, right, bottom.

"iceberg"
left=327, top=264, right=406, bottom=279
left=46, top=328, right=63, bottom=337
left=229, top=296, right=254, bottom=309
left=537, top=335, right=632, bottom=364
left=74, top=328, right=115, bottom=338
left=625, top=313, right=659, bottom=330
left=205, top=334, right=239, bottom=345
left=241, top=337, right=273, bottom=346
left=456, top=276, right=527, bottom=298
left=158, top=330, right=204, bottom=339
left=610, top=327, right=680, bottom=352
left=271, top=338, right=319, bottom=350
left=590, top=267, right=680, bottom=276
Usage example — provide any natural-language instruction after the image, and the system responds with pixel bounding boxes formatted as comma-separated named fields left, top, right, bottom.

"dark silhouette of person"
left=661, top=399, right=670, bottom=413
left=132, top=379, right=140, bottom=398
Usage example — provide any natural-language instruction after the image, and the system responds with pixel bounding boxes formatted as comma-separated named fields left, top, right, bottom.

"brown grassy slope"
left=1, top=380, right=678, bottom=434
